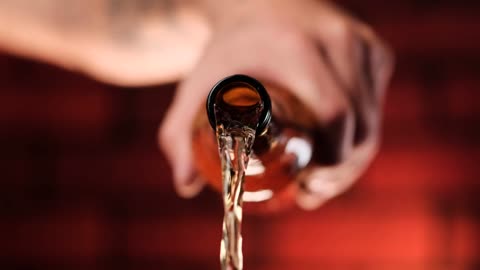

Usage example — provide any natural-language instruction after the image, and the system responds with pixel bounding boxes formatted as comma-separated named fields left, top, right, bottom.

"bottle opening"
left=206, top=75, right=272, bottom=135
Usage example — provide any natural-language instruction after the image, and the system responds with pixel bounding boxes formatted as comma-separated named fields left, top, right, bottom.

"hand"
left=159, top=0, right=393, bottom=209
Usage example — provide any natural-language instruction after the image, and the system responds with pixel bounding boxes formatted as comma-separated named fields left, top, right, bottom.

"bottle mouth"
left=206, top=74, right=272, bottom=135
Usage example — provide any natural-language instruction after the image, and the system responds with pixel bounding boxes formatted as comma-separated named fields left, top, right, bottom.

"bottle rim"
left=206, top=74, right=272, bottom=135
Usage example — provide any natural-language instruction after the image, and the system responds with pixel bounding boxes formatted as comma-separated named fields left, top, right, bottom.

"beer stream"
left=209, top=79, right=265, bottom=270
left=216, top=124, right=255, bottom=270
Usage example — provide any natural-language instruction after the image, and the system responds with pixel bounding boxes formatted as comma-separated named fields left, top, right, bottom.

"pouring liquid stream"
left=198, top=74, right=316, bottom=270
left=209, top=78, right=267, bottom=270
left=217, top=124, right=255, bottom=270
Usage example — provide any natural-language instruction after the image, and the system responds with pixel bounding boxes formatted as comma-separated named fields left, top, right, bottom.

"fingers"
left=354, top=21, right=395, bottom=95
left=296, top=137, right=378, bottom=210
left=312, top=13, right=394, bottom=143
left=159, top=103, right=205, bottom=198
left=159, top=58, right=227, bottom=197
left=296, top=15, right=394, bottom=210
left=295, top=99, right=358, bottom=210
left=158, top=62, right=228, bottom=197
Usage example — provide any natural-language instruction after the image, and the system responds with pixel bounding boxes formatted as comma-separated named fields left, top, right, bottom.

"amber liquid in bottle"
left=192, top=75, right=315, bottom=270
left=193, top=75, right=315, bottom=211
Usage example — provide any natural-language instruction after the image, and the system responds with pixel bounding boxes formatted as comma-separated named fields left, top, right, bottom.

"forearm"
left=0, top=0, right=372, bottom=86
left=0, top=0, right=211, bottom=85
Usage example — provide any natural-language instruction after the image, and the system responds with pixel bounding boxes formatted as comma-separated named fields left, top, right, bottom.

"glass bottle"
left=192, top=74, right=316, bottom=212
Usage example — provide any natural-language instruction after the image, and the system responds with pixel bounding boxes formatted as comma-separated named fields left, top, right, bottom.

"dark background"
left=0, top=0, right=479, bottom=269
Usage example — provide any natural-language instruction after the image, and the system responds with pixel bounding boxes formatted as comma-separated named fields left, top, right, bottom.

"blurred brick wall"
left=0, top=1, right=479, bottom=269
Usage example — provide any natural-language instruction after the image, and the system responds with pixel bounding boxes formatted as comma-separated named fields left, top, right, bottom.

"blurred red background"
left=0, top=1, right=479, bottom=269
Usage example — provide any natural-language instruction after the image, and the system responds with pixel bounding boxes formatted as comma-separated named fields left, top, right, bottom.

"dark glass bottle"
left=192, top=74, right=315, bottom=211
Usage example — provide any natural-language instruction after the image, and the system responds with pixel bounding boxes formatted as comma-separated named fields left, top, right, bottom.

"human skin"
left=0, top=0, right=393, bottom=209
